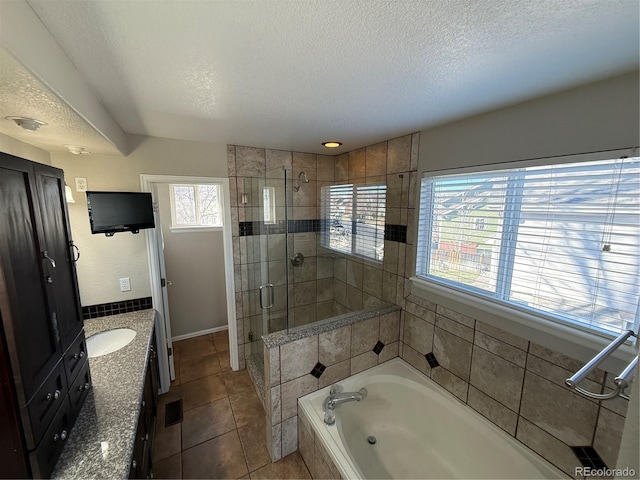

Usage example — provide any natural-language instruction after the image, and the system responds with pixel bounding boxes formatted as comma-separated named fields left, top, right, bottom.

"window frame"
left=169, top=182, right=224, bottom=232
left=410, top=148, right=639, bottom=372
left=320, top=182, right=387, bottom=262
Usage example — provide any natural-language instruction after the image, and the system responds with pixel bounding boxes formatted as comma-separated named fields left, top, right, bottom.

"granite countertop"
left=52, top=309, right=157, bottom=480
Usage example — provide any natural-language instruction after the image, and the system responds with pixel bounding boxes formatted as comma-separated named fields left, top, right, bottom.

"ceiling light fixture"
left=64, top=145, right=90, bottom=155
left=6, top=116, right=47, bottom=132
left=322, top=141, right=343, bottom=148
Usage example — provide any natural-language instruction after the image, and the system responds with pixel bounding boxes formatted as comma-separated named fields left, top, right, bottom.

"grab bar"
left=565, top=330, right=638, bottom=400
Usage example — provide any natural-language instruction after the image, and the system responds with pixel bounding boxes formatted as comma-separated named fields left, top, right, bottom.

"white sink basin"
left=86, top=328, right=137, bottom=358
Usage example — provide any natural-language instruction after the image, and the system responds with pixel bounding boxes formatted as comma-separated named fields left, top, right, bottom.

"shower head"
left=294, top=171, right=310, bottom=192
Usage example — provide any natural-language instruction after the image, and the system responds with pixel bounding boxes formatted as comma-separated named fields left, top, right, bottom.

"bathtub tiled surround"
left=263, top=306, right=401, bottom=461
left=397, top=294, right=632, bottom=477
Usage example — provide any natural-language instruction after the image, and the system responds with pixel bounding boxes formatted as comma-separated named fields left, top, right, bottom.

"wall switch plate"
left=75, top=177, right=88, bottom=192
left=119, top=277, right=131, bottom=292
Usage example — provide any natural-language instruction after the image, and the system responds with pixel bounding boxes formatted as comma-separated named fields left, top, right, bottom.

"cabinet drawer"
left=63, top=329, right=87, bottom=385
left=68, top=359, right=91, bottom=417
left=26, top=359, right=68, bottom=448
left=29, top=396, right=73, bottom=479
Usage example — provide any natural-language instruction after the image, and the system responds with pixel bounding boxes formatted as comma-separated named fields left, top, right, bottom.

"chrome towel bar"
left=565, top=330, right=638, bottom=401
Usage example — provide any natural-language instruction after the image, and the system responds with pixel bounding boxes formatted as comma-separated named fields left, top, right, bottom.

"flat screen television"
left=86, top=191, right=155, bottom=236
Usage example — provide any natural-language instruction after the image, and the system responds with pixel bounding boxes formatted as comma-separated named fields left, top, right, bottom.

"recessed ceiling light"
left=6, top=116, right=47, bottom=132
left=322, top=141, right=342, bottom=148
left=64, top=144, right=90, bottom=155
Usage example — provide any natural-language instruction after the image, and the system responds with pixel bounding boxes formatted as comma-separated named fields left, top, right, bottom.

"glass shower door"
left=249, top=167, right=289, bottom=363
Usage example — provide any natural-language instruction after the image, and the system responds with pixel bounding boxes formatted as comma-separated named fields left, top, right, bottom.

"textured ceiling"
left=4, top=0, right=640, bottom=155
left=0, top=48, right=123, bottom=156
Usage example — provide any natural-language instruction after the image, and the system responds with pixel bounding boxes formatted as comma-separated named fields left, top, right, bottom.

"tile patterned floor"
left=153, top=331, right=311, bottom=479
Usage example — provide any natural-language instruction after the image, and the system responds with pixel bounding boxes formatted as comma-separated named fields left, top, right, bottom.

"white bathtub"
left=298, top=358, right=565, bottom=479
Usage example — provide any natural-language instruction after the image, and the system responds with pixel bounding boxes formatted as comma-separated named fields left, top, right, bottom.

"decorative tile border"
left=384, top=224, right=407, bottom=243
left=81, top=296, right=153, bottom=320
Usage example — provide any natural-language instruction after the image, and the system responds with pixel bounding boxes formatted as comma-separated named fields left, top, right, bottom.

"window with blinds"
left=321, top=183, right=386, bottom=261
left=416, top=156, right=640, bottom=336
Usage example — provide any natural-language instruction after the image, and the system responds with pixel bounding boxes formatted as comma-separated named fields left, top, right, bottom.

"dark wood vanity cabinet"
left=0, top=153, right=89, bottom=478
left=129, top=335, right=159, bottom=479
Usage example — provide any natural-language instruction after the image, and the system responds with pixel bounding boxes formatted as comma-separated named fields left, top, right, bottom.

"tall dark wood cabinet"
left=0, top=152, right=90, bottom=478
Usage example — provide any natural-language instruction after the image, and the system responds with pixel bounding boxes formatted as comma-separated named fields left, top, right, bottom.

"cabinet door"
left=34, top=164, right=83, bottom=349
left=0, top=155, right=62, bottom=402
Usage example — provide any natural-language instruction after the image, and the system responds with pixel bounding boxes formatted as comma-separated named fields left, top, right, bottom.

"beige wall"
left=50, top=134, right=227, bottom=306
left=419, top=71, right=639, bottom=173
left=0, top=132, right=51, bottom=164
left=156, top=183, right=228, bottom=337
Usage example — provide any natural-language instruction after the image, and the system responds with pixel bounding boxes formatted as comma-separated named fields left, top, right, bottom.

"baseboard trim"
left=172, top=325, right=228, bottom=342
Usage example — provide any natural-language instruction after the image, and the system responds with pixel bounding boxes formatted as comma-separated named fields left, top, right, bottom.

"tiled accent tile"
left=571, top=446, right=608, bottom=470
left=425, top=352, right=439, bottom=368
left=372, top=340, right=385, bottom=355
left=81, top=297, right=153, bottom=319
left=310, top=362, right=326, bottom=379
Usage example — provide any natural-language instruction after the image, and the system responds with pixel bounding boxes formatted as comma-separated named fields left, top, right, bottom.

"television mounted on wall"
left=86, top=191, right=155, bottom=236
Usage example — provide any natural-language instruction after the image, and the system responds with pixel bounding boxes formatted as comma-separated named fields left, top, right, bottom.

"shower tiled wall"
left=227, top=132, right=420, bottom=366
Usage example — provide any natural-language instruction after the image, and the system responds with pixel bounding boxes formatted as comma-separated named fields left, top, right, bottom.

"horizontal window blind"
left=321, top=183, right=386, bottom=261
left=416, top=157, right=640, bottom=336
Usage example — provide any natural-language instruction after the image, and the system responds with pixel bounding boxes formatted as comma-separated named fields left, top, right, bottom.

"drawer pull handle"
left=72, top=353, right=78, bottom=360
left=53, top=433, right=59, bottom=442
left=80, top=351, right=85, bottom=358
left=84, top=383, right=90, bottom=390
left=132, top=460, right=137, bottom=469
left=60, top=430, right=67, bottom=441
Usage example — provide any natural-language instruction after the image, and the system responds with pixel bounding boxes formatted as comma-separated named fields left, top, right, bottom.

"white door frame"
left=141, top=174, right=239, bottom=390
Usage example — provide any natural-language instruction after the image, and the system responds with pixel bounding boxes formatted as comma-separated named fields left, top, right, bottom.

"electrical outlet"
left=119, top=277, right=131, bottom=292
left=75, top=177, right=88, bottom=192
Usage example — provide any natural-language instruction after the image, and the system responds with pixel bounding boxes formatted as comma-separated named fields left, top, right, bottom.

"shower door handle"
left=259, top=284, right=274, bottom=310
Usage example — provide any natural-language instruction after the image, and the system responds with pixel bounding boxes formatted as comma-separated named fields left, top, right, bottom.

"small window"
left=263, top=186, right=277, bottom=224
left=170, top=183, right=223, bottom=229
left=321, top=183, right=386, bottom=261
left=416, top=156, right=640, bottom=337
